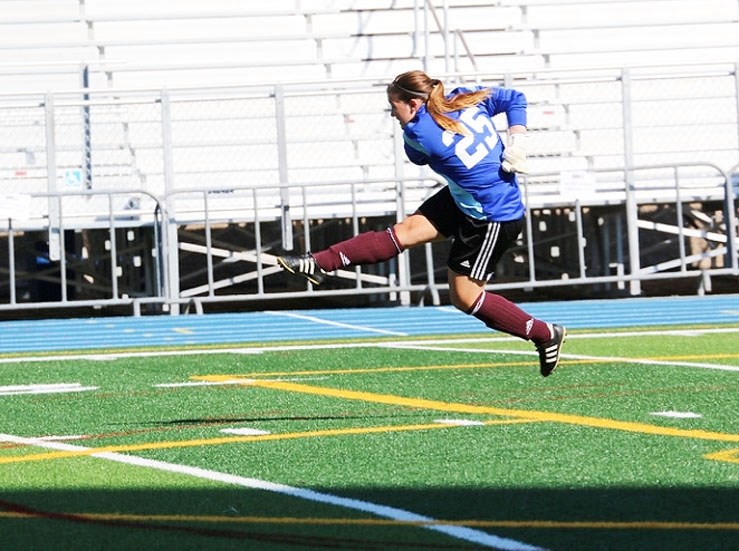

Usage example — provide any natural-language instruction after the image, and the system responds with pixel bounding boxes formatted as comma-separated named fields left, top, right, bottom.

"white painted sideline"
left=0, top=383, right=98, bottom=396
left=265, top=310, right=408, bottom=336
left=383, top=343, right=739, bottom=373
left=0, top=433, right=544, bottom=551
left=1, top=327, right=737, bottom=372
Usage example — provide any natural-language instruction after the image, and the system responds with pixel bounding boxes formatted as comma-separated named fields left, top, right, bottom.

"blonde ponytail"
left=388, top=71, right=491, bottom=135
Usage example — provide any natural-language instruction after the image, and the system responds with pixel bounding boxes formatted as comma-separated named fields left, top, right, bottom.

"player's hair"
left=387, top=70, right=491, bottom=135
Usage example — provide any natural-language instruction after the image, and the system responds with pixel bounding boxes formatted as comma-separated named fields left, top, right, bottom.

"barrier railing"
left=0, top=189, right=163, bottom=314
left=1, top=60, right=739, bottom=317
left=1, top=162, right=736, bottom=316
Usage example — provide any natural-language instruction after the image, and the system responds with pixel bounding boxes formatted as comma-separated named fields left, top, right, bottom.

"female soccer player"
left=278, top=70, right=566, bottom=376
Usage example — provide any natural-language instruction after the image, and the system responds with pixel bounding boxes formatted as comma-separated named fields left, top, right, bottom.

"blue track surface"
left=1, top=294, right=738, bottom=354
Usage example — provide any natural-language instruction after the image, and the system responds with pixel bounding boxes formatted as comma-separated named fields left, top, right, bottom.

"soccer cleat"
left=536, top=323, right=567, bottom=377
left=277, top=253, right=325, bottom=285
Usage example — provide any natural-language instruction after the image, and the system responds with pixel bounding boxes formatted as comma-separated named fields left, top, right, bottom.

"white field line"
left=382, top=343, right=739, bottom=373
left=0, top=433, right=543, bottom=551
left=81, top=349, right=262, bottom=360
left=0, top=343, right=371, bottom=364
left=0, top=327, right=737, bottom=366
left=561, top=352, right=739, bottom=372
left=264, top=310, right=408, bottom=336
left=219, top=428, right=271, bottom=436
left=650, top=411, right=703, bottom=419
left=35, top=435, right=87, bottom=441
left=0, top=383, right=98, bottom=396
left=0, top=348, right=262, bottom=365
left=435, top=419, right=486, bottom=426
left=154, top=377, right=330, bottom=389
left=154, top=380, right=250, bottom=388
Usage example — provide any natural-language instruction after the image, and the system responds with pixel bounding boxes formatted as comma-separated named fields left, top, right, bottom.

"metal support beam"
left=621, top=68, right=641, bottom=295
left=44, top=93, right=61, bottom=262
left=160, top=88, right=180, bottom=314
left=393, top=121, right=412, bottom=306
left=275, top=84, right=293, bottom=251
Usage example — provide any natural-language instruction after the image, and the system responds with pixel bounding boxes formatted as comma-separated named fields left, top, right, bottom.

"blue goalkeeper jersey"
left=402, top=86, right=527, bottom=222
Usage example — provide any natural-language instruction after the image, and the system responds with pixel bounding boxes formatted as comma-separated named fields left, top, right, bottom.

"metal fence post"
left=735, top=63, right=739, bottom=172
left=81, top=64, right=92, bottom=190
left=275, top=84, right=293, bottom=251
left=44, top=93, right=61, bottom=262
left=729, top=63, right=739, bottom=271
left=621, top=68, right=641, bottom=295
left=160, top=88, right=180, bottom=314
left=724, top=165, right=738, bottom=271
left=393, top=122, right=412, bottom=306
left=7, top=219, right=15, bottom=305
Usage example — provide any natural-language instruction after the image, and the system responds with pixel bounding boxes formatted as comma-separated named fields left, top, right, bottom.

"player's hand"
left=501, top=133, right=529, bottom=174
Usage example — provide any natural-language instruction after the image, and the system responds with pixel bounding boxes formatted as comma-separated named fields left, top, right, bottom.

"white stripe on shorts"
left=471, top=222, right=500, bottom=280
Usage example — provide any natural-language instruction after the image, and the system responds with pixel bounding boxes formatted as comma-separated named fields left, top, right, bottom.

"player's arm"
left=484, top=87, right=527, bottom=125
left=403, top=133, right=430, bottom=165
left=502, top=124, right=529, bottom=174
left=486, top=88, right=529, bottom=174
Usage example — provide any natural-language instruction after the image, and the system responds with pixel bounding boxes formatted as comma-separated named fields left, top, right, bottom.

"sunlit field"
left=1, top=321, right=738, bottom=550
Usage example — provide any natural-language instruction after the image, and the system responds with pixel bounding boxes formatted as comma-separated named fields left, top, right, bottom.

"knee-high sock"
left=469, top=291, right=551, bottom=344
left=313, top=228, right=403, bottom=272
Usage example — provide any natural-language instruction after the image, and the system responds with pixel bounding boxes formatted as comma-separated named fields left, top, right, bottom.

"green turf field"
left=1, top=325, right=738, bottom=550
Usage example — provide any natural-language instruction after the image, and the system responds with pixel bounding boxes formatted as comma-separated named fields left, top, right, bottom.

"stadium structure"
left=0, top=0, right=737, bottom=317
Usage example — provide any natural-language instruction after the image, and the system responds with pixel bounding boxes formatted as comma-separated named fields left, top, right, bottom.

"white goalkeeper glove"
left=501, top=132, right=529, bottom=174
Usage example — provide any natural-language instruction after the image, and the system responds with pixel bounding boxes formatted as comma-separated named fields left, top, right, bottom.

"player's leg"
left=277, top=186, right=452, bottom=283
left=312, top=226, right=403, bottom=272
left=446, top=217, right=566, bottom=376
left=277, top=214, right=439, bottom=284
left=468, top=281, right=566, bottom=377
left=448, top=270, right=552, bottom=344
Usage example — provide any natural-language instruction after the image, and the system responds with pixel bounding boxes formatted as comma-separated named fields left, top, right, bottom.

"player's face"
left=388, top=94, right=419, bottom=127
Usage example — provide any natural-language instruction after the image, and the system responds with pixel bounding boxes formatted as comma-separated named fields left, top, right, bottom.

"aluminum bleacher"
left=0, top=0, right=737, bottom=219
left=3, top=0, right=735, bottom=88
left=0, top=0, right=736, bottom=314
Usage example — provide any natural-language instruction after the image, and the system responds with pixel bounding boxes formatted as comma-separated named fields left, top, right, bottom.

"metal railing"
left=3, top=162, right=735, bottom=315
left=1, top=63, right=738, bottom=316
left=164, top=163, right=737, bottom=313
left=0, top=189, right=163, bottom=313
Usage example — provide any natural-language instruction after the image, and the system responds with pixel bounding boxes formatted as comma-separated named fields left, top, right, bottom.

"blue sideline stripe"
left=0, top=294, right=738, bottom=354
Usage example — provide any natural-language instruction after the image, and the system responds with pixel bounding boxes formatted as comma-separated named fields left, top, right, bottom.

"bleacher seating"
left=1, top=0, right=735, bottom=88
left=0, top=0, right=737, bottom=227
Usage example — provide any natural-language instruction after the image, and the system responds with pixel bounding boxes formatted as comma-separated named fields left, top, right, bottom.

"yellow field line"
left=240, top=379, right=739, bottom=443
left=0, top=418, right=536, bottom=465
left=705, top=448, right=739, bottom=464
left=200, top=361, right=531, bottom=379
left=648, top=353, right=739, bottom=361
left=198, top=350, right=739, bottom=379
left=2, top=511, right=737, bottom=531
left=3, top=377, right=737, bottom=466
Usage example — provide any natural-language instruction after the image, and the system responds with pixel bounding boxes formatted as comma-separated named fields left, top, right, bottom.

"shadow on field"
left=1, top=486, right=736, bottom=551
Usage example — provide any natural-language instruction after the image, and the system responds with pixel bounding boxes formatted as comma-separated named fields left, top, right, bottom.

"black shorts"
left=417, top=186, right=524, bottom=281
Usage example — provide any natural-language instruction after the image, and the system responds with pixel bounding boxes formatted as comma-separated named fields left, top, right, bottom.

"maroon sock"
left=312, top=228, right=403, bottom=271
left=469, top=291, right=551, bottom=343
